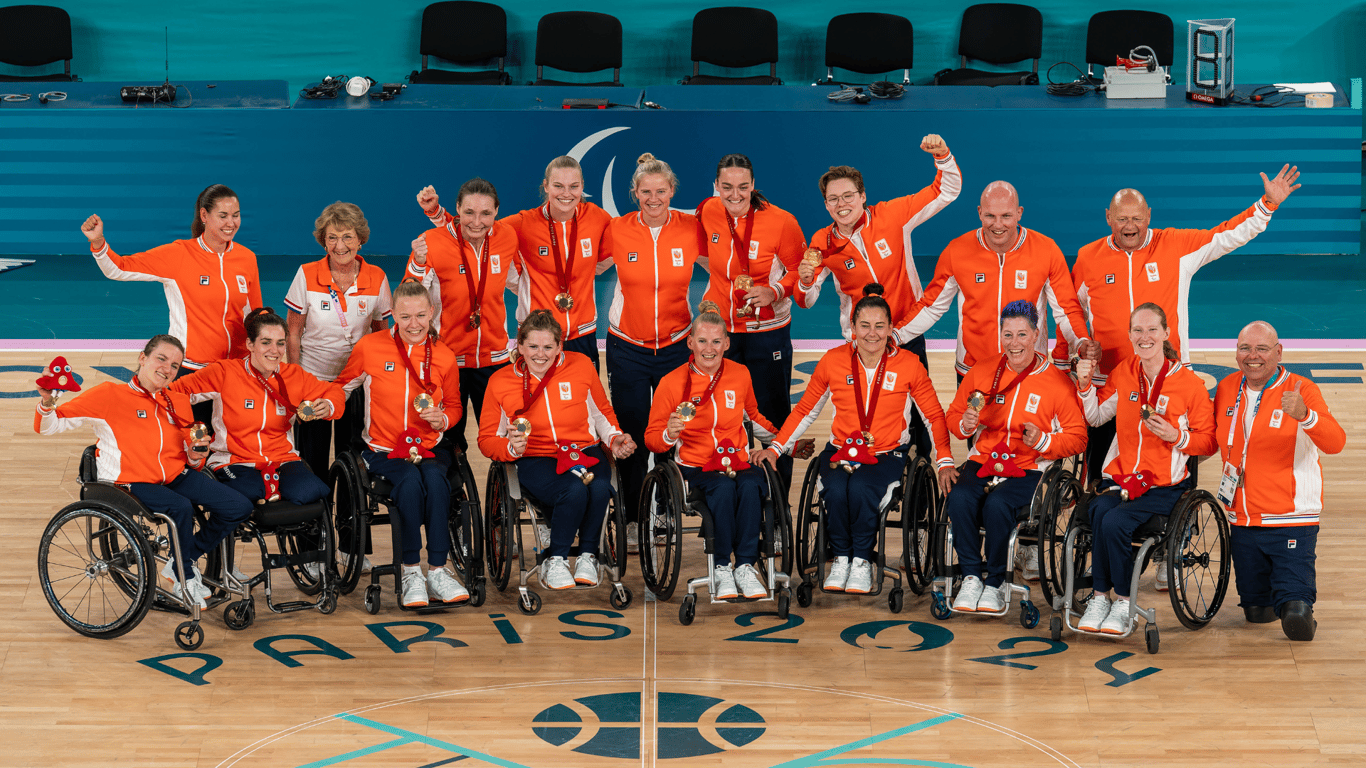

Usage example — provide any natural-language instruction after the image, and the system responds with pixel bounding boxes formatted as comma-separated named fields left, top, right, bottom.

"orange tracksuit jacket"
left=502, top=203, right=613, bottom=341
left=1214, top=368, right=1345, bottom=527
left=770, top=343, right=954, bottom=468
left=1079, top=358, right=1217, bottom=485
left=603, top=210, right=701, bottom=349
left=644, top=360, right=777, bottom=467
left=36, top=379, right=195, bottom=484
left=696, top=197, right=808, bottom=333
left=168, top=357, right=345, bottom=469
left=903, top=227, right=1091, bottom=376
left=478, top=351, right=625, bottom=462
left=407, top=220, right=520, bottom=368
left=335, top=329, right=462, bottom=453
left=945, top=354, right=1088, bottom=470
left=1053, top=197, right=1278, bottom=383
left=798, top=152, right=962, bottom=340
left=92, top=238, right=261, bottom=369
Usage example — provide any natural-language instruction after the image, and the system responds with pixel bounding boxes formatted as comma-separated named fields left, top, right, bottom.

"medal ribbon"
left=515, top=357, right=561, bottom=418
left=821, top=210, right=867, bottom=258
left=849, top=345, right=889, bottom=442
left=724, top=206, right=757, bottom=279
left=1137, top=359, right=1171, bottom=416
left=391, top=329, right=434, bottom=396
left=132, top=378, right=193, bottom=429
left=449, top=221, right=490, bottom=326
left=984, top=353, right=1038, bottom=405
left=546, top=207, right=579, bottom=298
left=680, top=357, right=726, bottom=412
left=245, top=359, right=297, bottom=418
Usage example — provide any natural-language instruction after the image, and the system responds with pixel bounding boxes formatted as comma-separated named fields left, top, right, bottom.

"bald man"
left=1055, top=165, right=1301, bottom=487
left=901, top=181, right=1094, bottom=380
left=1212, top=321, right=1344, bottom=640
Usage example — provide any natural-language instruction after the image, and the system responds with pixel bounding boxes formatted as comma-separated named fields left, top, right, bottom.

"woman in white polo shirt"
left=285, top=202, right=393, bottom=480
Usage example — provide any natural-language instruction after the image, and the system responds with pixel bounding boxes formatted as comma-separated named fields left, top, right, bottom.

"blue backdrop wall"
left=4, top=1, right=1365, bottom=91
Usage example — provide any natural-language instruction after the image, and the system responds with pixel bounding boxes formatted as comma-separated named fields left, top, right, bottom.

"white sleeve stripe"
left=777, top=390, right=830, bottom=452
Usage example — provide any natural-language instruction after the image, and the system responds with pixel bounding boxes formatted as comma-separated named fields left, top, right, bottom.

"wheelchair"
left=36, top=446, right=336, bottom=650
left=634, top=455, right=792, bottom=624
left=793, top=444, right=939, bottom=613
left=1049, top=459, right=1231, bottom=653
left=484, top=458, right=631, bottom=615
left=330, top=448, right=486, bottom=614
left=926, top=455, right=1084, bottom=628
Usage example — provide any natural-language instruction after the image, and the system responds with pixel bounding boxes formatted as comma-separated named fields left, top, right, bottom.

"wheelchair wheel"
left=1038, top=467, right=1083, bottom=608
left=1061, top=503, right=1093, bottom=614
left=330, top=455, right=366, bottom=595
left=38, top=502, right=155, bottom=640
left=484, top=462, right=516, bottom=592
left=279, top=510, right=332, bottom=597
left=448, top=451, right=485, bottom=591
left=794, top=458, right=823, bottom=585
left=763, top=463, right=795, bottom=580
left=1166, top=489, right=1232, bottom=630
left=901, top=456, right=939, bottom=596
left=604, top=487, right=628, bottom=580
left=637, top=465, right=684, bottom=601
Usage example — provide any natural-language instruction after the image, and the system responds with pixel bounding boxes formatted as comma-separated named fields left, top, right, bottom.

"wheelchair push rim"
left=637, top=464, right=685, bottom=601
left=1166, top=489, right=1232, bottom=630
left=448, top=451, right=485, bottom=588
left=38, top=503, right=155, bottom=639
left=484, top=462, right=516, bottom=592
left=902, top=455, right=940, bottom=596
left=329, top=455, right=366, bottom=595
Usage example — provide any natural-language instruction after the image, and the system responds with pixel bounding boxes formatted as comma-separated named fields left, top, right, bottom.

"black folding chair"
left=408, top=1, right=510, bottom=84
left=533, top=11, right=623, bottom=86
left=823, top=13, right=913, bottom=85
left=933, top=3, right=1042, bottom=86
left=0, top=4, right=76, bottom=82
left=681, top=6, right=781, bottom=85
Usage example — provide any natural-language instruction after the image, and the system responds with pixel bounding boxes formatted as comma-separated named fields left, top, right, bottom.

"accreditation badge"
left=1217, top=461, right=1242, bottom=507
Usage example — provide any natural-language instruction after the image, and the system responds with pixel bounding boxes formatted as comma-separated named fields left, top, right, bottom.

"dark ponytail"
left=715, top=154, right=769, bottom=211
left=852, top=283, right=892, bottom=326
left=245, top=307, right=286, bottom=343
left=192, top=184, right=238, bottom=237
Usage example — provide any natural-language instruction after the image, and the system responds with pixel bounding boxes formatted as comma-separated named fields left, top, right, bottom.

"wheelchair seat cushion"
left=253, top=500, right=327, bottom=528
left=1132, top=513, right=1167, bottom=541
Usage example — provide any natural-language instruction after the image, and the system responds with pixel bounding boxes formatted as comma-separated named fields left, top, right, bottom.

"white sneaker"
left=976, top=581, right=1010, bottom=613
left=541, top=556, right=574, bottom=590
left=713, top=564, right=739, bottom=599
left=574, top=553, right=600, bottom=586
left=734, top=564, right=766, bottom=600
left=161, top=560, right=207, bottom=609
left=626, top=522, right=639, bottom=554
left=953, top=575, right=985, bottom=611
left=1020, top=545, right=1040, bottom=582
left=1078, top=594, right=1111, bottom=632
left=535, top=524, right=552, bottom=550
left=824, top=556, right=851, bottom=591
left=302, top=562, right=322, bottom=581
left=426, top=565, right=469, bottom=604
left=845, top=557, right=873, bottom=594
left=189, top=566, right=213, bottom=603
left=401, top=565, right=428, bottom=608
left=1155, top=565, right=1169, bottom=592
left=1100, top=597, right=1132, bottom=635
left=339, top=552, right=373, bottom=573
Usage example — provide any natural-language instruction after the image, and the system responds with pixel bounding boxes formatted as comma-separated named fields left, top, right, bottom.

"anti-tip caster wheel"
left=610, top=585, right=633, bottom=610
left=174, top=620, right=204, bottom=651
left=930, top=592, right=952, bottom=620
left=796, top=582, right=813, bottom=608
left=363, top=584, right=381, bottom=615
left=679, top=594, right=697, bottom=625
left=888, top=587, right=905, bottom=614
left=518, top=590, right=542, bottom=616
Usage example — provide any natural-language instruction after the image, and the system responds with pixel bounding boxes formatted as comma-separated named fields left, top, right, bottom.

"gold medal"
left=413, top=392, right=435, bottom=412
left=468, top=311, right=481, bottom=330
left=861, top=430, right=875, bottom=447
left=555, top=292, right=574, bottom=310
left=801, top=248, right=823, bottom=268
left=968, top=390, right=987, bottom=411
left=511, top=417, right=532, bottom=437
left=721, top=455, right=735, bottom=478
left=189, top=422, right=209, bottom=441
left=1140, top=404, right=1155, bottom=421
left=676, top=402, right=697, bottom=422
left=734, top=274, right=754, bottom=291
left=297, top=400, right=317, bottom=421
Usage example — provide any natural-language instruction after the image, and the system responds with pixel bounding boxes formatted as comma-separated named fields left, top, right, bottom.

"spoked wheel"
left=604, top=490, right=628, bottom=582
left=1062, top=506, right=1093, bottom=615
left=279, top=521, right=327, bottom=597
left=794, top=459, right=824, bottom=588
left=902, top=456, right=940, bottom=596
left=175, top=620, right=204, bottom=651
left=762, top=463, right=795, bottom=580
left=637, top=466, right=684, bottom=601
left=1038, top=469, right=1083, bottom=608
left=484, top=462, right=516, bottom=592
left=448, top=452, right=484, bottom=591
left=39, top=503, right=155, bottom=640
left=330, top=456, right=366, bottom=595
left=1166, top=490, right=1232, bottom=630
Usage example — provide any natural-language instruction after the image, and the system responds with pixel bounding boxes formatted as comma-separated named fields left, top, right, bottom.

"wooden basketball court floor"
left=1, top=347, right=1362, bottom=768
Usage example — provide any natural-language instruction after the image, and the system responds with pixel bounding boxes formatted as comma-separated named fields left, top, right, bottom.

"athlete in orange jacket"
left=759, top=286, right=955, bottom=595
left=35, top=335, right=252, bottom=608
left=169, top=309, right=343, bottom=507
left=1213, top=321, right=1345, bottom=640
left=408, top=178, right=519, bottom=452
left=80, top=185, right=261, bottom=372
left=419, top=157, right=613, bottom=369
left=1071, top=303, right=1216, bottom=636
left=943, top=301, right=1087, bottom=613
left=901, top=181, right=1093, bottom=378
left=600, top=154, right=703, bottom=545
left=335, top=283, right=468, bottom=607
left=1053, top=165, right=1302, bottom=383
left=645, top=310, right=777, bottom=600
left=478, top=311, right=635, bottom=591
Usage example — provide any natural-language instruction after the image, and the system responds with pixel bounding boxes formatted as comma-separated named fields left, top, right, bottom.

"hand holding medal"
left=189, top=421, right=210, bottom=453
left=962, top=390, right=985, bottom=432
left=733, top=274, right=755, bottom=317
left=798, top=248, right=823, bottom=284
left=507, top=417, right=531, bottom=457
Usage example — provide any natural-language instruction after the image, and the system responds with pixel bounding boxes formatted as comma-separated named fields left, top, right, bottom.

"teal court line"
left=292, top=713, right=533, bottom=768
left=766, top=713, right=971, bottom=768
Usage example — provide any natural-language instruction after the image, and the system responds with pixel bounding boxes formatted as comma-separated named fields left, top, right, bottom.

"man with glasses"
left=794, top=134, right=962, bottom=458
left=1213, top=321, right=1344, bottom=641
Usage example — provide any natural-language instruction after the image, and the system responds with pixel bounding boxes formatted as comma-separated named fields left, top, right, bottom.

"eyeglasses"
left=824, top=191, right=860, bottom=206
left=1237, top=345, right=1277, bottom=355
left=326, top=234, right=358, bottom=245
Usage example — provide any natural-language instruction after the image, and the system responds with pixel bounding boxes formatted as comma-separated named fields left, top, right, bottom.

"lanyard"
left=516, top=358, right=561, bottom=418
left=449, top=221, right=490, bottom=328
left=985, top=354, right=1037, bottom=404
left=133, top=379, right=192, bottom=429
left=391, top=330, right=433, bottom=395
left=724, top=207, right=757, bottom=277
left=546, top=208, right=579, bottom=295
left=1137, top=359, right=1171, bottom=413
left=680, top=358, right=726, bottom=413
left=1227, top=369, right=1277, bottom=471
left=849, top=345, right=890, bottom=442
left=245, top=359, right=296, bottom=417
